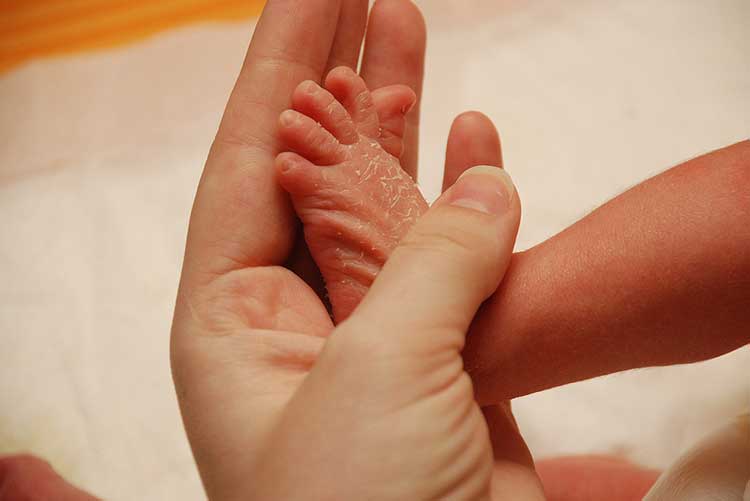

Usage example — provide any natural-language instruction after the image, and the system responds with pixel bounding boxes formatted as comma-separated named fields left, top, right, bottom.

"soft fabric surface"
left=0, top=0, right=262, bottom=73
left=1, top=0, right=748, bottom=499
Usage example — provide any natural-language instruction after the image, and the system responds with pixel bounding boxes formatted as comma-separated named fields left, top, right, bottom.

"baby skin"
left=276, top=66, right=428, bottom=321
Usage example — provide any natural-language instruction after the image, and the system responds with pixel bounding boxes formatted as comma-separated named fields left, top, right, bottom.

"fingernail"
left=301, top=80, right=318, bottom=94
left=280, top=110, right=297, bottom=126
left=447, top=166, right=515, bottom=215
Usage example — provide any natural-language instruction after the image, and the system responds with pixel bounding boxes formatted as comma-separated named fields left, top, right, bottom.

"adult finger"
left=441, top=114, right=533, bottom=488
left=360, top=0, right=426, bottom=180
left=483, top=404, right=546, bottom=500
left=184, top=0, right=343, bottom=284
left=345, top=166, right=520, bottom=356
left=325, top=0, right=369, bottom=72
left=443, top=111, right=504, bottom=192
left=483, top=404, right=534, bottom=469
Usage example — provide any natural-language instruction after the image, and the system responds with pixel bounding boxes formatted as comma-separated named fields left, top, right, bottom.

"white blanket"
left=1, top=0, right=748, bottom=498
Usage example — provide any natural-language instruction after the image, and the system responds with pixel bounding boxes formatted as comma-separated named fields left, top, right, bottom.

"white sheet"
left=1, top=0, right=748, bottom=498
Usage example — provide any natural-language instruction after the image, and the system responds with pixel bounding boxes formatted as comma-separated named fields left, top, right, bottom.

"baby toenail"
left=302, top=80, right=318, bottom=94
left=280, top=110, right=297, bottom=126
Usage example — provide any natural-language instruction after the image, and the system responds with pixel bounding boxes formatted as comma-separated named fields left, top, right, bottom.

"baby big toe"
left=275, top=152, right=328, bottom=197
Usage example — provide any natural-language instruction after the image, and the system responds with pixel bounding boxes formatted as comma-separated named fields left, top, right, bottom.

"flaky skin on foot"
left=276, top=66, right=428, bottom=321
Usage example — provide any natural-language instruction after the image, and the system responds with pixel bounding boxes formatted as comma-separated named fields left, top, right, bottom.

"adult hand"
left=170, top=0, right=448, bottom=497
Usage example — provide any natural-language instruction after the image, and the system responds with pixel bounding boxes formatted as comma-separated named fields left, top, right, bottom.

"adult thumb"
left=338, top=165, right=520, bottom=359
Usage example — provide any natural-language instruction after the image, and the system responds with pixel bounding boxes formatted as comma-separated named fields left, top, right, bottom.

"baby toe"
left=325, top=66, right=380, bottom=138
left=279, top=109, right=347, bottom=165
left=292, top=80, right=359, bottom=145
left=275, top=152, right=326, bottom=197
left=371, top=85, right=416, bottom=158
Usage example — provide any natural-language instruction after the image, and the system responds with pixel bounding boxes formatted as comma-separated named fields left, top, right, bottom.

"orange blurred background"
left=0, top=0, right=265, bottom=73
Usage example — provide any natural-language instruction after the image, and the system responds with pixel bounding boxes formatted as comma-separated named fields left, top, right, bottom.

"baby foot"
left=276, top=67, right=429, bottom=322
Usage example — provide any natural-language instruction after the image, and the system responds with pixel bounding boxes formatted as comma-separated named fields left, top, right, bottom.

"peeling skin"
left=279, top=75, right=428, bottom=322
left=291, top=131, right=428, bottom=322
